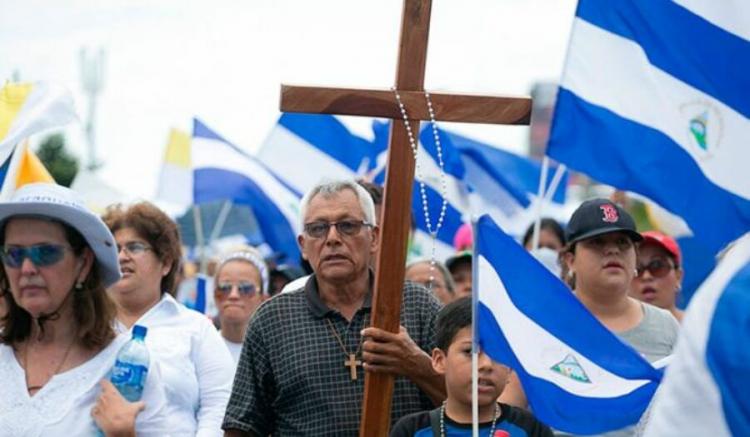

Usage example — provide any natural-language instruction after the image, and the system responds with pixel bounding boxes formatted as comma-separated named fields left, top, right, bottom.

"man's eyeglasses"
left=0, top=244, right=70, bottom=268
left=216, top=281, right=259, bottom=296
left=117, top=242, right=152, bottom=256
left=303, top=220, right=372, bottom=238
left=636, top=259, right=675, bottom=279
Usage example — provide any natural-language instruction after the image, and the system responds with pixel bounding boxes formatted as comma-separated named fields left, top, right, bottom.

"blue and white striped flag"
left=192, top=118, right=302, bottom=263
left=547, top=1, right=750, bottom=261
left=475, top=214, right=664, bottom=434
left=643, top=232, right=750, bottom=436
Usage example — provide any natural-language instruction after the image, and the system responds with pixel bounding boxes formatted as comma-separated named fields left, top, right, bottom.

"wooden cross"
left=345, top=353, right=362, bottom=380
left=279, top=1, right=531, bottom=435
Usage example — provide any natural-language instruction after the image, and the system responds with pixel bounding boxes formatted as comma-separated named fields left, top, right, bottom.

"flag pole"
left=207, top=199, right=233, bottom=247
left=192, top=204, right=207, bottom=274
left=471, top=217, right=479, bottom=437
left=543, top=164, right=567, bottom=205
left=531, top=156, right=550, bottom=251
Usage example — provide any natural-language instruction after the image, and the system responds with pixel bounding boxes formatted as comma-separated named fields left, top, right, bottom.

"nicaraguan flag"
left=547, top=1, right=750, bottom=260
left=475, top=214, right=664, bottom=434
left=192, top=118, right=302, bottom=263
left=423, top=126, right=569, bottom=236
left=257, top=113, right=380, bottom=194
left=643, top=232, right=750, bottom=436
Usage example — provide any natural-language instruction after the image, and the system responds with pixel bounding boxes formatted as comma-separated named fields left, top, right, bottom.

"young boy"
left=390, top=298, right=552, bottom=437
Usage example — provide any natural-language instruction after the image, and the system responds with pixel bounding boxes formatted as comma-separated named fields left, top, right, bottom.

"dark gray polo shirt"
left=223, top=274, right=441, bottom=436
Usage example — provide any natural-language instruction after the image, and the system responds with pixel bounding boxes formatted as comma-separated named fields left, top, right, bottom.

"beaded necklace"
left=439, top=401, right=500, bottom=437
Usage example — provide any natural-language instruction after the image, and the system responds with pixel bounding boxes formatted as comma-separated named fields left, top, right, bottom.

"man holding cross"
left=223, top=179, right=444, bottom=436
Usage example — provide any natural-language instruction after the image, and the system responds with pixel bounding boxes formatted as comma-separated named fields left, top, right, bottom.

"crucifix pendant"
left=344, top=353, right=362, bottom=380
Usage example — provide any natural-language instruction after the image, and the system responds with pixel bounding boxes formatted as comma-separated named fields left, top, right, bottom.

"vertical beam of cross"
left=358, top=1, right=431, bottom=435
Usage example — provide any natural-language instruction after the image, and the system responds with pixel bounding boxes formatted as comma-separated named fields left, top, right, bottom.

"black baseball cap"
left=445, top=251, right=472, bottom=273
left=565, top=198, right=642, bottom=245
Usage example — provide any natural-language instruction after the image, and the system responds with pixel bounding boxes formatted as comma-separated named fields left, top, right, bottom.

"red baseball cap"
left=640, top=231, right=681, bottom=266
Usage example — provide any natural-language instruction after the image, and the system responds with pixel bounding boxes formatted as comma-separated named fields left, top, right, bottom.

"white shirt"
left=0, top=334, right=171, bottom=436
left=222, top=336, right=243, bottom=366
left=281, top=274, right=310, bottom=293
left=116, top=294, right=234, bottom=437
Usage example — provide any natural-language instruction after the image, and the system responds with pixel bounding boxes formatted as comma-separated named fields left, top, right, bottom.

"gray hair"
left=298, top=179, right=377, bottom=232
left=405, top=259, right=456, bottom=294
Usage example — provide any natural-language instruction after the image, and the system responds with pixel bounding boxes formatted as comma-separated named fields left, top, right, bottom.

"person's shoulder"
left=389, top=409, right=433, bottom=437
left=250, top=288, right=308, bottom=324
left=402, top=280, right=441, bottom=307
left=501, top=403, right=554, bottom=437
left=642, top=302, right=680, bottom=331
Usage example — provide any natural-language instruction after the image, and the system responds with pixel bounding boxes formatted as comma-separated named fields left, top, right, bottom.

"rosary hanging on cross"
left=392, top=87, right=450, bottom=291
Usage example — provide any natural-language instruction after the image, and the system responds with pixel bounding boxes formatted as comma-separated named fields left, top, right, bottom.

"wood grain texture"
left=360, top=0, right=430, bottom=435
left=280, top=85, right=532, bottom=125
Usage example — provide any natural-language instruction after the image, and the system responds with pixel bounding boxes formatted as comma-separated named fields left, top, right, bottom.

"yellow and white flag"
left=0, top=81, right=76, bottom=198
left=155, top=127, right=192, bottom=206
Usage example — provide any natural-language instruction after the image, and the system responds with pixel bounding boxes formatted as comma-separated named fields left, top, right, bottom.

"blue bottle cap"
left=132, top=324, right=148, bottom=339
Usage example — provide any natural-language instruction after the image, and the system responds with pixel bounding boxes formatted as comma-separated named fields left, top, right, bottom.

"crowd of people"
left=0, top=178, right=693, bottom=436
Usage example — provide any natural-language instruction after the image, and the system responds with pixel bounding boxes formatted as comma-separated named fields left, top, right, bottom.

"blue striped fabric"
left=192, top=118, right=301, bottom=263
left=548, top=1, right=750, bottom=303
left=643, top=234, right=750, bottom=436
left=577, top=0, right=750, bottom=118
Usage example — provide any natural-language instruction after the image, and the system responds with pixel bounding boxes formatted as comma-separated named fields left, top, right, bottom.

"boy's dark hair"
left=435, top=297, right=472, bottom=351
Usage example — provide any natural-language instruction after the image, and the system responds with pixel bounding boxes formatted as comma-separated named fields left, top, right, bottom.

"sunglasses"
left=216, top=281, right=259, bottom=296
left=303, top=220, right=372, bottom=238
left=117, top=241, right=152, bottom=256
left=636, top=259, right=675, bottom=279
left=0, top=244, right=70, bottom=268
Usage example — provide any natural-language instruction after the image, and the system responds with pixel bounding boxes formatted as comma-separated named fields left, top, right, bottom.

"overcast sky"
left=1, top=0, right=577, bottom=201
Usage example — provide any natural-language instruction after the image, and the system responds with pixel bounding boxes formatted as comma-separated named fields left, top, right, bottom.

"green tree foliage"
left=36, top=134, right=79, bottom=187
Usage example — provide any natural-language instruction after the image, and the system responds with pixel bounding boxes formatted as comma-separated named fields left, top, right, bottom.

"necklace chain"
left=391, top=87, right=449, bottom=287
left=440, top=401, right=500, bottom=436
left=23, top=337, right=76, bottom=393
left=325, top=318, right=365, bottom=357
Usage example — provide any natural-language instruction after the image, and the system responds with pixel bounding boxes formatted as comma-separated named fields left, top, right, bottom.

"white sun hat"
left=0, top=183, right=121, bottom=287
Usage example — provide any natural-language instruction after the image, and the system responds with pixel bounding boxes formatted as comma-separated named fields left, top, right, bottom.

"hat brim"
left=568, top=227, right=643, bottom=246
left=0, top=202, right=121, bottom=287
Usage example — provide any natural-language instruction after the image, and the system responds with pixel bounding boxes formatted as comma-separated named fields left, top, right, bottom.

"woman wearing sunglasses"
left=213, top=246, right=269, bottom=365
left=630, top=231, right=684, bottom=322
left=103, top=202, right=234, bottom=437
left=0, top=183, right=170, bottom=435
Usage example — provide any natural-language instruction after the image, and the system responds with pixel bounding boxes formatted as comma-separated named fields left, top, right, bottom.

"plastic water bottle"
left=110, top=324, right=150, bottom=401
left=95, top=325, right=150, bottom=436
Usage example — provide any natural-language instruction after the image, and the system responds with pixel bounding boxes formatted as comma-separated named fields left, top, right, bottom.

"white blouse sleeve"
left=193, top=318, right=235, bottom=437
left=134, top=357, right=174, bottom=436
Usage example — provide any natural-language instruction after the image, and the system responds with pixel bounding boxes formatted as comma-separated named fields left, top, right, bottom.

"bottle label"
left=110, top=359, right=148, bottom=387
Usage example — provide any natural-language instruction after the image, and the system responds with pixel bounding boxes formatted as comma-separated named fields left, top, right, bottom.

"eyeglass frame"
left=302, top=220, right=373, bottom=239
left=635, top=258, right=677, bottom=279
left=116, top=241, right=153, bottom=256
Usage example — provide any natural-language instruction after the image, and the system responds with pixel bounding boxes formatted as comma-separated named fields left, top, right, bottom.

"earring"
left=567, top=270, right=575, bottom=278
left=75, top=281, right=83, bottom=290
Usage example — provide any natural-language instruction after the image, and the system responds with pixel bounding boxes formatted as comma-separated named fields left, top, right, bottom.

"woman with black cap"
left=561, top=199, right=679, bottom=364
left=0, top=183, right=170, bottom=436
